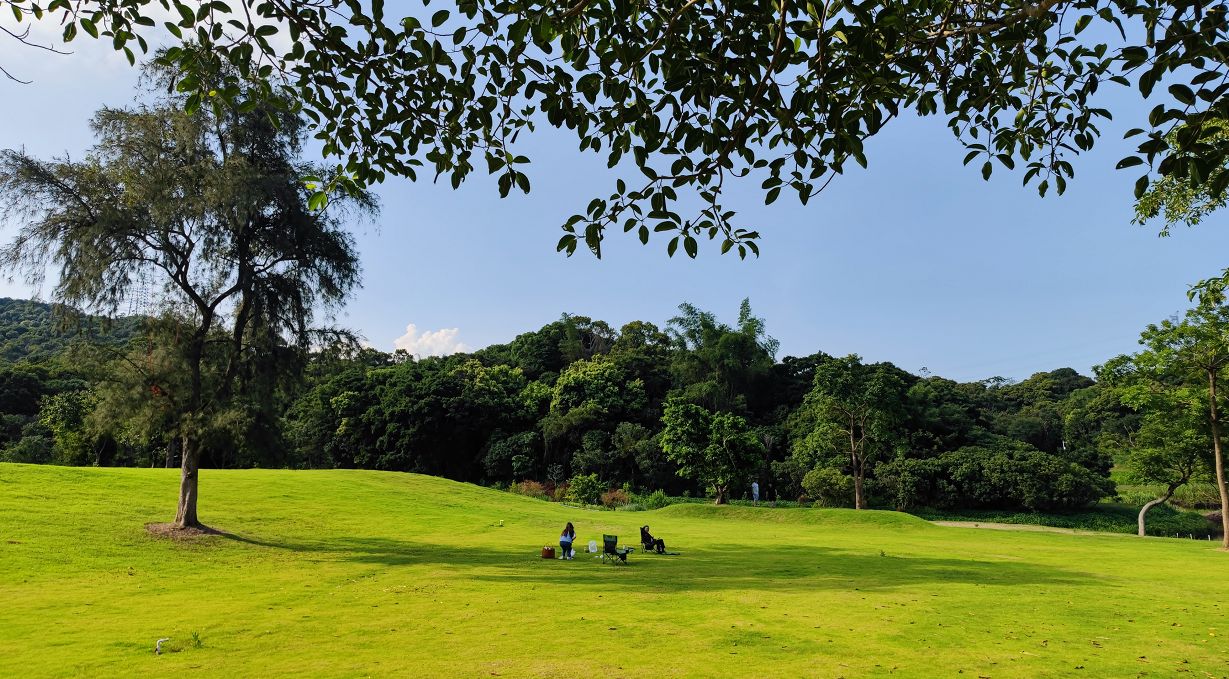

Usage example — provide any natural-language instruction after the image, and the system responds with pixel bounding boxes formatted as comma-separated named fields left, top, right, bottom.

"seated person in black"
left=640, top=525, right=666, bottom=554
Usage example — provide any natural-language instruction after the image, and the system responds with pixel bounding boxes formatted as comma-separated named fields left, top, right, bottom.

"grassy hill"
left=1, top=464, right=1227, bottom=677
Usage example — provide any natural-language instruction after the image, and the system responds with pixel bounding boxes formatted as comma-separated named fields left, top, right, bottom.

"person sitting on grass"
left=559, top=522, right=576, bottom=560
left=640, top=525, right=666, bottom=554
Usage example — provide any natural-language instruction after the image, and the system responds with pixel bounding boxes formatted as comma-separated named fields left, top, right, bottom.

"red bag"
left=542, top=546, right=556, bottom=559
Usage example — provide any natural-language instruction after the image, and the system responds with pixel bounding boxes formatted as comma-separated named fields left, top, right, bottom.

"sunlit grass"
left=1, top=463, right=1226, bottom=677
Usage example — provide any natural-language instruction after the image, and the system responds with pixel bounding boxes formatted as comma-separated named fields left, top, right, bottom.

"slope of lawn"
left=1, top=464, right=1227, bottom=678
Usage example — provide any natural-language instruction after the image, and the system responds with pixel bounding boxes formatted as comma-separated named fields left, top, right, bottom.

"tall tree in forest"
left=793, top=356, right=909, bottom=509
left=668, top=299, right=777, bottom=413
left=660, top=399, right=762, bottom=504
left=1112, top=301, right=1229, bottom=548
left=1099, top=355, right=1209, bottom=535
left=0, top=73, right=370, bottom=530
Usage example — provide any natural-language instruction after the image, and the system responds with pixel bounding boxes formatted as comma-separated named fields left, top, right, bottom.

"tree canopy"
left=0, top=74, right=371, bottom=528
left=0, top=298, right=1152, bottom=519
left=1102, top=299, right=1229, bottom=547
left=6, top=1, right=1229, bottom=257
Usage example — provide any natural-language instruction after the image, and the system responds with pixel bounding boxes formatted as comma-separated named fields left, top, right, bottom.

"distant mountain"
left=0, top=298, right=144, bottom=363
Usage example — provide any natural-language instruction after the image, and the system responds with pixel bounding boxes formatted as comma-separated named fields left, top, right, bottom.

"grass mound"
left=656, top=502, right=937, bottom=530
left=2, top=463, right=1228, bottom=677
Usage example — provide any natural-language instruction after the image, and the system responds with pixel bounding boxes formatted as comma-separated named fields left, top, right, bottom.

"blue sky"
left=1, top=23, right=1227, bottom=382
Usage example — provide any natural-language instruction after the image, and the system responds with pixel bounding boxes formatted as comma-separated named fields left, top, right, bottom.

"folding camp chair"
left=602, top=534, right=632, bottom=565
left=640, top=525, right=666, bottom=554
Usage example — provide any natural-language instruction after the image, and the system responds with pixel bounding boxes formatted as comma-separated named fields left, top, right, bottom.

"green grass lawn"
left=2, top=464, right=1227, bottom=678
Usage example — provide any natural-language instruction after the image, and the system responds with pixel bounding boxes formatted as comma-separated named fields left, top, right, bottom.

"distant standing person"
left=751, top=481, right=760, bottom=505
left=559, top=522, right=576, bottom=560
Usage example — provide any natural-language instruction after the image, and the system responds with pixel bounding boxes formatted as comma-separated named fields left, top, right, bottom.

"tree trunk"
left=1139, top=479, right=1183, bottom=537
left=176, top=327, right=208, bottom=530
left=1138, top=495, right=1171, bottom=537
left=849, top=425, right=865, bottom=510
left=173, top=436, right=201, bottom=529
left=714, top=485, right=728, bottom=505
left=1209, top=370, right=1229, bottom=550
left=164, top=437, right=178, bottom=469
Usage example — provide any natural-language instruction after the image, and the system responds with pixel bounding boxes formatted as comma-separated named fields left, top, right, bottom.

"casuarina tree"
left=0, top=70, right=371, bottom=529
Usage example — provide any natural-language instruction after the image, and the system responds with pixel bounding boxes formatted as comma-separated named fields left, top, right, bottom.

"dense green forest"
left=0, top=296, right=1168, bottom=515
left=0, top=298, right=145, bottom=466
left=0, top=298, right=142, bottom=363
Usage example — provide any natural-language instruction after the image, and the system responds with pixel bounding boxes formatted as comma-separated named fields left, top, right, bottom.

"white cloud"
left=393, top=324, right=470, bottom=358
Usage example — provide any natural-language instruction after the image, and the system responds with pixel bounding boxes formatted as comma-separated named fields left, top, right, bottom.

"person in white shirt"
left=559, top=522, right=576, bottom=559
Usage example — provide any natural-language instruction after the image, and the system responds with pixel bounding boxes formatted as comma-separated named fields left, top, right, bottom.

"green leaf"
left=1134, top=174, right=1150, bottom=199
left=431, top=10, right=449, bottom=27
left=176, top=2, right=196, bottom=25
left=1168, top=84, right=1195, bottom=106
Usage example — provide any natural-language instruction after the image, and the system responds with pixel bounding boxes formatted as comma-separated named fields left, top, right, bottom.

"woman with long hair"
left=559, top=522, right=577, bottom=559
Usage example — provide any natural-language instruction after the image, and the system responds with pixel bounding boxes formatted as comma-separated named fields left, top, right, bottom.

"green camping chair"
left=602, top=534, right=632, bottom=564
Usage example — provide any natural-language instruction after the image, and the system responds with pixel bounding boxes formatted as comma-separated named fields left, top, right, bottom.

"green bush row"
left=1114, top=483, right=1222, bottom=510
left=909, top=502, right=1217, bottom=538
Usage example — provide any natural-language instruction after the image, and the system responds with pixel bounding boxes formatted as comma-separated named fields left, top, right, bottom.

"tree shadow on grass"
left=221, top=532, right=1097, bottom=593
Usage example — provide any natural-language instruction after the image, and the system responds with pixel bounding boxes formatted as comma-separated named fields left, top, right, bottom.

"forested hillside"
left=0, top=298, right=142, bottom=362
left=0, top=296, right=1209, bottom=517
left=281, top=302, right=1127, bottom=512
left=0, top=299, right=145, bottom=466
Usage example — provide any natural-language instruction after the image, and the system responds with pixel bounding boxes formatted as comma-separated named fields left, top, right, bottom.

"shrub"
left=600, top=488, right=630, bottom=508
left=801, top=467, right=854, bottom=507
left=770, top=458, right=808, bottom=500
left=638, top=489, right=673, bottom=510
left=1010, top=450, right=1113, bottom=511
left=876, top=458, right=943, bottom=510
left=1120, top=482, right=1223, bottom=510
left=1174, top=484, right=1224, bottom=510
left=0, top=435, right=53, bottom=464
left=923, top=443, right=1114, bottom=511
left=550, top=483, right=569, bottom=502
left=511, top=454, right=534, bottom=480
left=508, top=480, right=548, bottom=500
left=483, top=431, right=540, bottom=482
left=565, top=473, right=604, bottom=504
